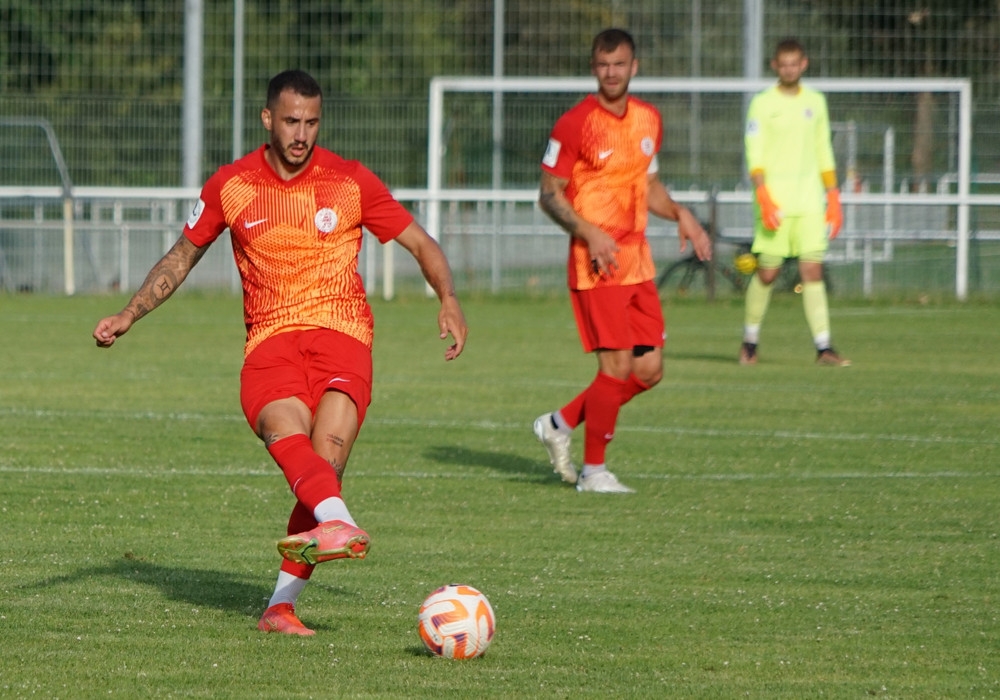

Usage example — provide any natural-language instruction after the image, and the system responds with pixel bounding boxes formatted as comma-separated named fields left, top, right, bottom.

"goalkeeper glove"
left=826, top=188, right=843, bottom=238
left=755, top=185, right=782, bottom=231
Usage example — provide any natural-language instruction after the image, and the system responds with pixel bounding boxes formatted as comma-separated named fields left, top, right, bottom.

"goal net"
left=418, top=76, right=979, bottom=299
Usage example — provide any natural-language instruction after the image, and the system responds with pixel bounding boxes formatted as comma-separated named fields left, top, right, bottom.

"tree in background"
left=4, top=1, right=1000, bottom=186
left=794, top=0, right=998, bottom=187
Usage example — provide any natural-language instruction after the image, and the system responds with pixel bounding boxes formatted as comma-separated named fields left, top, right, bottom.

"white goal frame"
left=427, top=76, right=975, bottom=299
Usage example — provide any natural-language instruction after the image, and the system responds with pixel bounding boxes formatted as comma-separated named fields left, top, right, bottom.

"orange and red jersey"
left=541, top=94, right=663, bottom=290
left=184, top=145, right=413, bottom=357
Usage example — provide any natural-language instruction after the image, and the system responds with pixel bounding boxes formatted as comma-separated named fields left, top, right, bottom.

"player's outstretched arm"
left=93, top=235, right=208, bottom=348
left=394, top=221, right=468, bottom=361
left=647, top=178, right=712, bottom=261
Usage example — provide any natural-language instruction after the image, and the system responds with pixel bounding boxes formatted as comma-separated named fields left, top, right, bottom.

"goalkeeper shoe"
left=533, top=413, right=578, bottom=484
left=257, top=603, right=315, bottom=636
left=277, top=520, right=370, bottom=566
left=816, top=348, right=851, bottom=367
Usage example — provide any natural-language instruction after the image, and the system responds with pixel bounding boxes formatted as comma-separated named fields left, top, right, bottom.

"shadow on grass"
left=423, top=444, right=556, bottom=484
left=667, top=350, right=744, bottom=364
left=406, top=644, right=435, bottom=658
left=25, top=555, right=272, bottom=619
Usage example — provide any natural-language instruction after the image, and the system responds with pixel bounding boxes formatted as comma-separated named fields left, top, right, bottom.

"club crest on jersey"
left=640, top=136, right=655, bottom=157
left=315, top=207, right=338, bottom=234
left=804, top=108, right=814, bottom=119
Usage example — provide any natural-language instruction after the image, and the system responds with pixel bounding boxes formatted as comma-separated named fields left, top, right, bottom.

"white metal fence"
left=2, top=185, right=999, bottom=300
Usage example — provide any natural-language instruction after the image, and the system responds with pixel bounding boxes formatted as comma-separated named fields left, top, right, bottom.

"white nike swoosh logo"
left=245, top=218, right=268, bottom=229
left=598, top=149, right=614, bottom=160
left=328, top=377, right=350, bottom=384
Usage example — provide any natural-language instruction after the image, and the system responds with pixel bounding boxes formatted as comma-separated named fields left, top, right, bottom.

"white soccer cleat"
left=533, top=413, right=578, bottom=484
left=575, top=469, right=635, bottom=494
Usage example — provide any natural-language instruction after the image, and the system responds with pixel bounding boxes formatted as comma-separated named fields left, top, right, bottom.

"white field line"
left=1, top=406, right=995, bottom=447
left=0, top=465, right=994, bottom=481
left=1, top=408, right=997, bottom=480
left=832, top=306, right=975, bottom=317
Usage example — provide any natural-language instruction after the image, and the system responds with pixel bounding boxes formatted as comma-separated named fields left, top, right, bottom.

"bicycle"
left=656, top=239, right=754, bottom=296
left=656, top=237, right=830, bottom=298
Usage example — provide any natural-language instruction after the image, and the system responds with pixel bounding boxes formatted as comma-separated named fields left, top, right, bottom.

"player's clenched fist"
left=93, top=313, right=132, bottom=348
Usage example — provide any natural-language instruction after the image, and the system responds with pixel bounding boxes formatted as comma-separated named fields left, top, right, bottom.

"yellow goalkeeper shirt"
left=745, top=84, right=836, bottom=216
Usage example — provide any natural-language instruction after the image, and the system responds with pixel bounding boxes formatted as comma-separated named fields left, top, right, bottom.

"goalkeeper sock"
left=802, top=280, right=832, bottom=349
left=743, top=274, right=774, bottom=341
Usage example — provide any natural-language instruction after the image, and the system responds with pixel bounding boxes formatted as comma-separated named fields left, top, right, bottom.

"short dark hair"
left=266, top=70, right=322, bottom=109
left=774, top=38, right=806, bottom=58
left=592, top=28, right=635, bottom=59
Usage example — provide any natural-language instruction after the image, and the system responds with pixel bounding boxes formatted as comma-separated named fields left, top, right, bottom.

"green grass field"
left=1, top=291, right=998, bottom=698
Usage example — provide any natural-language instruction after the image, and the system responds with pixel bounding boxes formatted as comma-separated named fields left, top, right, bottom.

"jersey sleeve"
left=744, top=93, right=766, bottom=176
left=814, top=93, right=837, bottom=175
left=354, top=163, right=414, bottom=244
left=182, top=170, right=230, bottom=247
left=541, top=110, right=583, bottom=179
left=650, top=112, right=664, bottom=174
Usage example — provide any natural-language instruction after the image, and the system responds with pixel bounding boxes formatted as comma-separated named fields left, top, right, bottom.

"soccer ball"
left=417, top=584, right=495, bottom=659
left=734, top=252, right=758, bottom=274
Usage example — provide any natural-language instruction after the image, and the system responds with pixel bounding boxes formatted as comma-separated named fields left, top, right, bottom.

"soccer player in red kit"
left=533, top=28, right=711, bottom=493
left=94, top=70, right=467, bottom=635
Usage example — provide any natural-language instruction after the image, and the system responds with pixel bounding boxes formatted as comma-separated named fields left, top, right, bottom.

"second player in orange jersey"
left=534, top=28, right=712, bottom=493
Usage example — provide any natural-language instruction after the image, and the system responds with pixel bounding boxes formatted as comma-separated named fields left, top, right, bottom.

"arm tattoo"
left=539, top=174, right=579, bottom=235
left=155, top=277, right=174, bottom=298
left=123, top=239, right=205, bottom=322
left=539, top=192, right=579, bottom=234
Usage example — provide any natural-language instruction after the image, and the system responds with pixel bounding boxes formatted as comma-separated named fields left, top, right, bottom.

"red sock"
left=583, top=373, right=627, bottom=465
left=621, top=373, right=651, bottom=406
left=286, top=500, right=317, bottom=536
left=279, top=501, right=316, bottom=579
left=267, top=434, right=341, bottom=513
left=559, top=390, right=587, bottom=429
left=563, top=373, right=651, bottom=427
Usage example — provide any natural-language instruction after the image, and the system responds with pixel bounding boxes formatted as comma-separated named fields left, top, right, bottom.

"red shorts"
left=239, top=328, right=373, bottom=431
left=570, top=280, right=665, bottom=353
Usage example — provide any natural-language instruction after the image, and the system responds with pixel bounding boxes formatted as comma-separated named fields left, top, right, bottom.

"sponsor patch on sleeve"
left=542, top=138, right=561, bottom=168
left=186, top=198, right=206, bottom=229
left=746, top=119, right=760, bottom=137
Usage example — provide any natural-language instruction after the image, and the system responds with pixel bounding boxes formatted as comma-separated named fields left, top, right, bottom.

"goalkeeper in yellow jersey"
left=740, top=38, right=850, bottom=367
